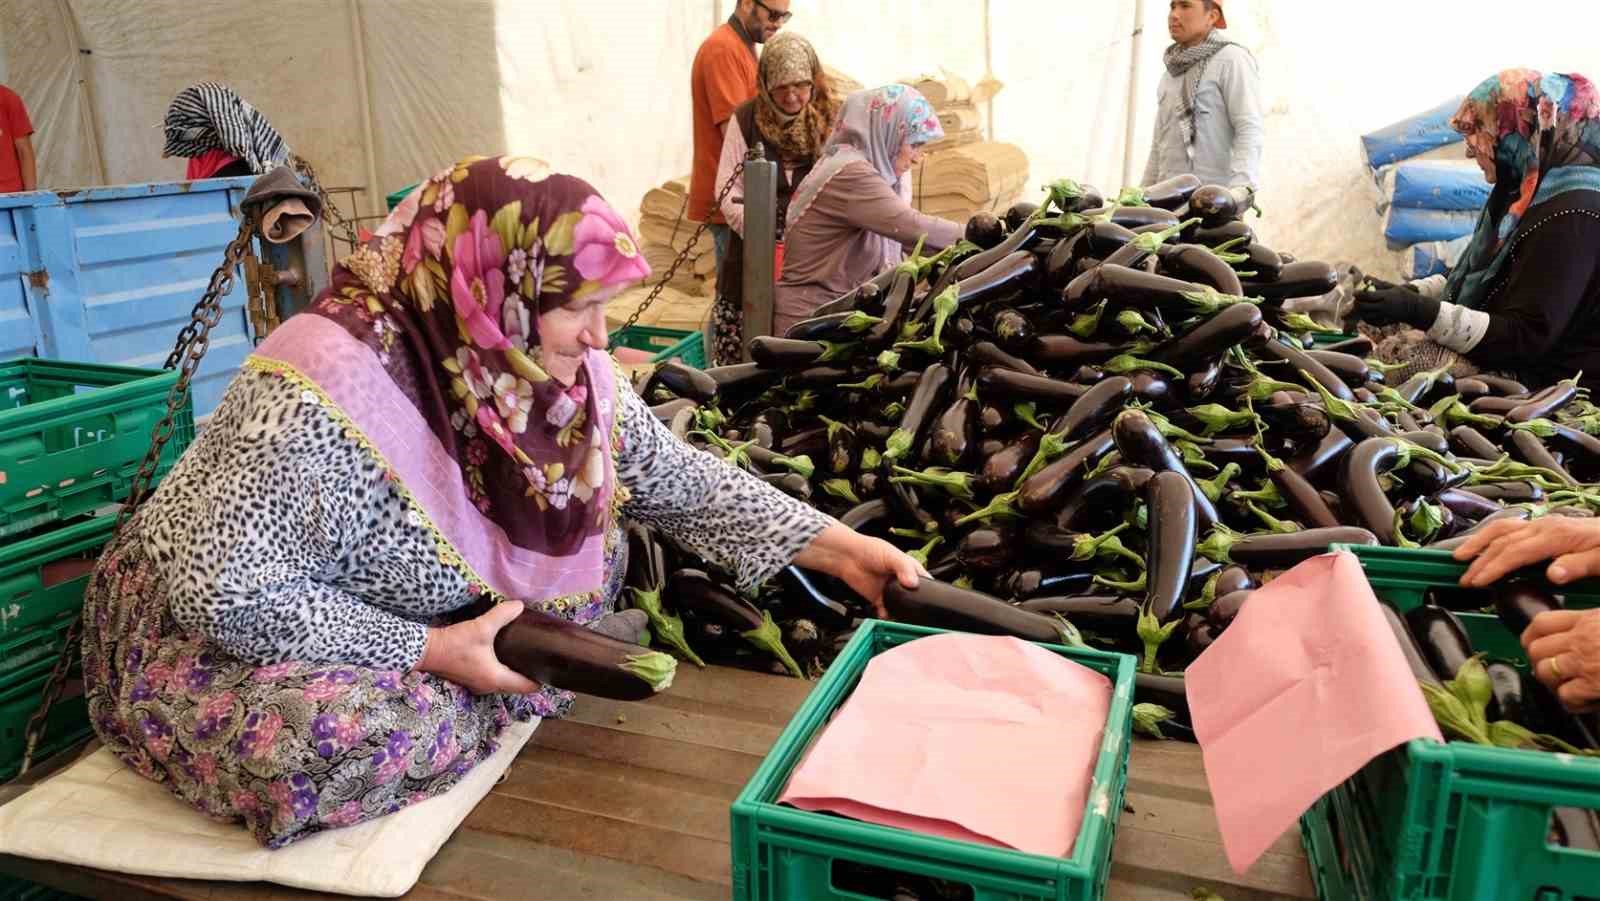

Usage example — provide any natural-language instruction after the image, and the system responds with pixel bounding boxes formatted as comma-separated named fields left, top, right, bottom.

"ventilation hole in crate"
left=831, top=859, right=976, bottom=901
left=1547, top=806, right=1600, bottom=853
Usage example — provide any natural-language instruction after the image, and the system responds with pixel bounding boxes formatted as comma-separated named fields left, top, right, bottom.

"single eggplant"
left=1056, top=466, right=1155, bottom=531
left=1475, top=374, right=1529, bottom=396
left=1018, top=429, right=1118, bottom=513
left=1382, top=604, right=1441, bottom=687
left=649, top=360, right=719, bottom=404
left=669, top=569, right=803, bottom=677
left=1241, top=261, right=1340, bottom=303
left=1145, top=471, right=1198, bottom=624
left=957, top=527, right=1017, bottom=571
left=1493, top=581, right=1562, bottom=637
left=1004, top=569, right=1096, bottom=600
left=1448, top=425, right=1503, bottom=461
left=1306, top=350, right=1371, bottom=389
left=1509, top=428, right=1577, bottom=486
left=969, top=340, right=1043, bottom=376
left=1271, top=464, right=1341, bottom=529
left=991, top=308, right=1035, bottom=355
left=1020, top=595, right=1140, bottom=634
left=1204, top=589, right=1254, bottom=630
left=1342, top=437, right=1402, bottom=544
left=977, top=432, right=1042, bottom=495
left=1156, top=243, right=1245, bottom=295
left=883, top=578, right=1077, bottom=644
left=1202, top=526, right=1379, bottom=568
left=1140, top=174, right=1203, bottom=210
left=964, top=211, right=1006, bottom=249
left=976, top=367, right=1089, bottom=405
left=884, top=363, right=952, bottom=461
left=1405, top=604, right=1474, bottom=681
left=1290, top=430, right=1354, bottom=482
left=492, top=606, right=677, bottom=699
left=784, top=311, right=885, bottom=343
left=1112, top=410, right=1220, bottom=532
left=1256, top=337, right=1356, bottom=402
left=1435, top=488, right=1502, bottom=522
left=1152, top=301, right=1263, bottom=371
left=776, top=566, right=854, bottom=628
left=1186, top=184, right=1249, bottom=228
left=1321, top=336, right=1374, bottom=357
left=1508, top=376, right=1580, bottom=423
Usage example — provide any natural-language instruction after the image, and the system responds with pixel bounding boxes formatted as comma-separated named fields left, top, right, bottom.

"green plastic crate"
left=385, top=182, right=420, bottom=212
left=0, top=514, right=116, bottom=781
left=610, top=325, right=707, bottom=368
left=1297, top=544, right=1600, bottom=900
left=730, top=620, right=1135, bottom=901
left=1309, top=332, right=1359, bottom=349
left=0, top=358, right=193, bottom=538
left=1301, top=791, right=1365, bottom=901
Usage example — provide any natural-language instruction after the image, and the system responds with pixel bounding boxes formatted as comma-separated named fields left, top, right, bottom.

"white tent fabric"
left=5, top=0, right=1600, bottom=279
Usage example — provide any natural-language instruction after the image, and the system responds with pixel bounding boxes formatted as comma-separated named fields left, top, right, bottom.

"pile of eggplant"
left=623, top=173, right=1600, bottom=740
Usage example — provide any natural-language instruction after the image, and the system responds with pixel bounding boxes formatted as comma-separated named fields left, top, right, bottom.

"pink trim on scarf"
left=253, top=315, right=615, bottom=602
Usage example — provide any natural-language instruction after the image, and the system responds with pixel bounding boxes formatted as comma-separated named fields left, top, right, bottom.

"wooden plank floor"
left=0, top=665, right=1313, bottom=900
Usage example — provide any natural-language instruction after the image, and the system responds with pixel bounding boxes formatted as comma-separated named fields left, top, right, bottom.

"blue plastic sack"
left=1408, top=235, right=1473, bottom=279
left=1389, top=161, right=1489, bottom=211
left=1385, top=206, right=1478, bottom=247
left=1362, top=97, right=1466, bottom=169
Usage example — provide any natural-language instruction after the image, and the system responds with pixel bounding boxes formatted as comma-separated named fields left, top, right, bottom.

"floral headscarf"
left=1444, top=70, right=1600, bottom=309
left=248, top=156, right=650, bottom=606
left=753, top=32, right=837, bottom=164
left=785, top=84, right=943, bottom=231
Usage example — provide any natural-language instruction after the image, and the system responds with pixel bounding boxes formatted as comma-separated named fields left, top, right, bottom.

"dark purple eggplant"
left=1020, top=595, right=1140, bottom=633
left=492, top=606, right=677, bottom=699
left=883, top=578, right=1077, bottom=644
left=1046, top=376, right=1133, bottom=443
left=758, top=471, right=812, bottom=502
left=1026, top=334, right=1129, bottom=369
left=669, top=568, right=803, bottom=677
left=977, top=432, right=1042, bottom=495
left=965, top=211, right=1006, bottom=249
left=1156, top=244, right=1244, bottom=295
left=1259, top=394, right=1332, bottom=444
left=1004, top=569, right=1096, bottom=600
left=864, top=268, right=916, bottom=347
left=1271, top=464, right=1341, bottom=529
left=1241, top=261, right=1340, bottom=302
left=1341, top=437, right=1401, bottom=544
left=1509, top=428, right=1577, bottom=486
left=1056, top=466, right=1155, bottom=531
left=1145, top=471, right=1198, bottom=624
left=1018, top=429, right=1117, bottom=514
left=1204, top=437, right=1270, bottom=473
left=978, top=404, right=1009, bottom=432
left=1460, top=482, right=1544, bottom=504
left=953, top=250, right=1040, bottom=309
left=1452, top=378, right=1491, bottom=400
left=1382, top=604, right=1442, bottom=687
left=1112, top=410, right=1220, bottom=532
left=884, top=363, right=952, bottom=461
left=651, top=397, right=698, bottom=425
left=1064, top=264, right=1245, bottom=319
left=1405, top=604, right=1474, bottom=681
left=1129, top=372, right=1172, bottom=406
left=1134, top=672, right=1196, bottom=741
left=784, top=311, right=883, bottom=343
left=1469, top=395, right=1523, bottom=416
left=1436, top=488, right=1502, bottom=523
left=1290, top=430, right=1354, bottom=482
left=1152, top=302, right=1263, bottom=370
left=969, top=340, right=1043, bottom=376
left=1141, top=173, right=1203, bottom=210
left=1448, top=426, right=1503, bottom=461
left=991, top=308, right=1034, bottom=355
left=1184, top=359, right=1224, bottom=402
left=926, top=369, right=979, bottom=468
left=957, top=528, right=1017, bottom=571
left=1508, top=376, right=1580, bottom=423
left=1239, top=242, right=1285, bottom=282
left=1256, top=337, right=1356, bottom=402
left=1089, top=204, right=1184, bottom=231
left=648, top=360, right=719, bottom=404
left=1192, top=220, right=1254, bottom=247
left=1306, top=350, right=1371, bottom=389
left=1203, top=526, right=1379, bottom=567
left=1186, top=184, right=1249, bottom=227
left=1003, top=201, right=1039, bottom=232
left=976, top=367, right=1089, bottom=405
left=1493, top=581, right=1562, bottom=637
left=1205, top=589, right=1254, bottom=630
left=1475, top=374, right=1529, bottom=396
left=1484, top=660, right=1526, bottom=726
left=1320, top=336, right=1374, bottom=357
left=776, top=566, right=854, bottom=628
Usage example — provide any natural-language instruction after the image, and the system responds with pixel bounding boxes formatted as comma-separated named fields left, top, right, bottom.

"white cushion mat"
left=0, top=718, right=539, bottom=897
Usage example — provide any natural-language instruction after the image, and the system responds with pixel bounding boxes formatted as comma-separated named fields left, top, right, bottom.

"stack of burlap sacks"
left=611, top=69, right=1029, bottom=334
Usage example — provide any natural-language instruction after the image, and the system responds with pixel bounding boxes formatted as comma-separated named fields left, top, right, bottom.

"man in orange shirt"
left=690, top=0, right=790, bottom=270
left=0, top=84, right=37, bottom=193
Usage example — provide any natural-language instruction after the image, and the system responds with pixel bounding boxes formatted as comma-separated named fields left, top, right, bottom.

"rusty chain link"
left=615, top=160, right=745, bottom=336
left=16, top=211, right=261, bottom=780
left=291, top=155, right=360, bottom=249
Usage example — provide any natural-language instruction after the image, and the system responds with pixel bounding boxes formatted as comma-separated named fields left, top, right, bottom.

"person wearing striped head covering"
left=161, top=82, right=290, bottom=180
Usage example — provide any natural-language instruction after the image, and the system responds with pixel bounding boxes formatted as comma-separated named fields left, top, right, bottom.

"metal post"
left=740, top=144, right=778, bottom=361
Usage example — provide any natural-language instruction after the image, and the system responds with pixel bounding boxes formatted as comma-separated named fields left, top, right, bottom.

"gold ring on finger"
left=1550, top=657, right=1566, bottom=682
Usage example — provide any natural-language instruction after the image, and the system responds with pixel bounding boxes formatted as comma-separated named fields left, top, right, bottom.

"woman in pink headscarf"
left=80, top=155, right=921, bottom=848
left=774, top=85, right=964, bottom=334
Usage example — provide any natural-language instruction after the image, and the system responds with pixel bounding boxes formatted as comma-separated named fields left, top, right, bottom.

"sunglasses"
left=752, top=0, right=792, bottom=24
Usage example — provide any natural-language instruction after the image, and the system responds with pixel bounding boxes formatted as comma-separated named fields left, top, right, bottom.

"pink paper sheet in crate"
left=779, top=632, right=1112, bottom=856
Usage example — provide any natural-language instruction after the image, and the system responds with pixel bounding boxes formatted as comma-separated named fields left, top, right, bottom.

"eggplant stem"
left=741, top=610, right=805, bottom=679
left=954, top=490, right=1023, bottom=526
left=629, top=587, right=706, bottom=668
left=1013, top=401, right=1048, bottom=433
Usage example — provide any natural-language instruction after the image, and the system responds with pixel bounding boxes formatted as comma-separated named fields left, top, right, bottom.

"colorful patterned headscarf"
left=753, top=31, right=837, bottom=165
left=1444, top=70, right=1600, bottom=309
left=786, top=84, right=943, bottom=231
left=248, top=156, right=650, bottom=607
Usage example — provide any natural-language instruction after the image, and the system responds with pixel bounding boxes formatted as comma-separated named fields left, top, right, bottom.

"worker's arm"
left=1217, top=48, right=1264, bottom=191
left=833, top=162, right=963, bottom=253
left=15, top=135, right=34, bottom=191
left=1427, top=208, right=1600, bottom=367
left=717, top=118, right=748, bottom=236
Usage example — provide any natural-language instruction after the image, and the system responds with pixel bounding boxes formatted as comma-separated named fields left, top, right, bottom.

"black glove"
left=1349, top=284, right=1440, bottom=329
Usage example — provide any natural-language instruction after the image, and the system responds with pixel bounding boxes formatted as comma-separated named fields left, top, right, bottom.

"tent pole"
left=1122, top=0, right=1146, bottom=189
left=983, top=0, right=994, bottom=141
left=346, top=0, right=383, bottom=219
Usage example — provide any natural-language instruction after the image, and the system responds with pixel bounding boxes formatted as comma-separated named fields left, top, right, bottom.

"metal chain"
left=616, top=161, right=746, bottom=335
left=16, top=213, right=260, bottom=780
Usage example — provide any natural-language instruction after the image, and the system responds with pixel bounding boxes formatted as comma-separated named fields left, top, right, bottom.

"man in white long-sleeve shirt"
left=1142, top=0, right=1263, bottom=192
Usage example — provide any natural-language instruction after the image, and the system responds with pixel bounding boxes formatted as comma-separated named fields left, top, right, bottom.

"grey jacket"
left=1141, top=43, right=1264, bottom=191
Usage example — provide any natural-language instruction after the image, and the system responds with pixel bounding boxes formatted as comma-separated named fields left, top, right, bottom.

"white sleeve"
left=718, top=119, right=747, bottom=236
left=1408, top=274, right=1449, bottom=299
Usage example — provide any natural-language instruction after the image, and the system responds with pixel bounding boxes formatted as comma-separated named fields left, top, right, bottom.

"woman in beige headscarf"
left=710, top=31, right=839, bottom=365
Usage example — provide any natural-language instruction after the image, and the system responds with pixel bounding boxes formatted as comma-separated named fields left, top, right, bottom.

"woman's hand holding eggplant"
left=1454, top=516, right=1600, bottom=587
left=793, top=522, right=928, bottom=617
left=1524, top=609, right=1600, bottom=712
left=418, top=601, right=541, bottom=696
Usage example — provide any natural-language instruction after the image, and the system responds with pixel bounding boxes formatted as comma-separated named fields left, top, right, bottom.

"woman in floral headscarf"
left=1351, top=70, right=1600, bottom=391
left=80, top=156, right=922, bottom=848
left=773, top=84, right=964, bottom=335
left=711, top=31, right=839, bottom=365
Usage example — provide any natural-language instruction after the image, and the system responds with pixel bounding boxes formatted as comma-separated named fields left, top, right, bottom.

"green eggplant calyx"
left=741, top=609, right=805, bottom=679
left=619, top=650, right=680, bottom=692
left=1133, top=702, right=1175, bottom=740
left=629, top=587, right=706, bottom=668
